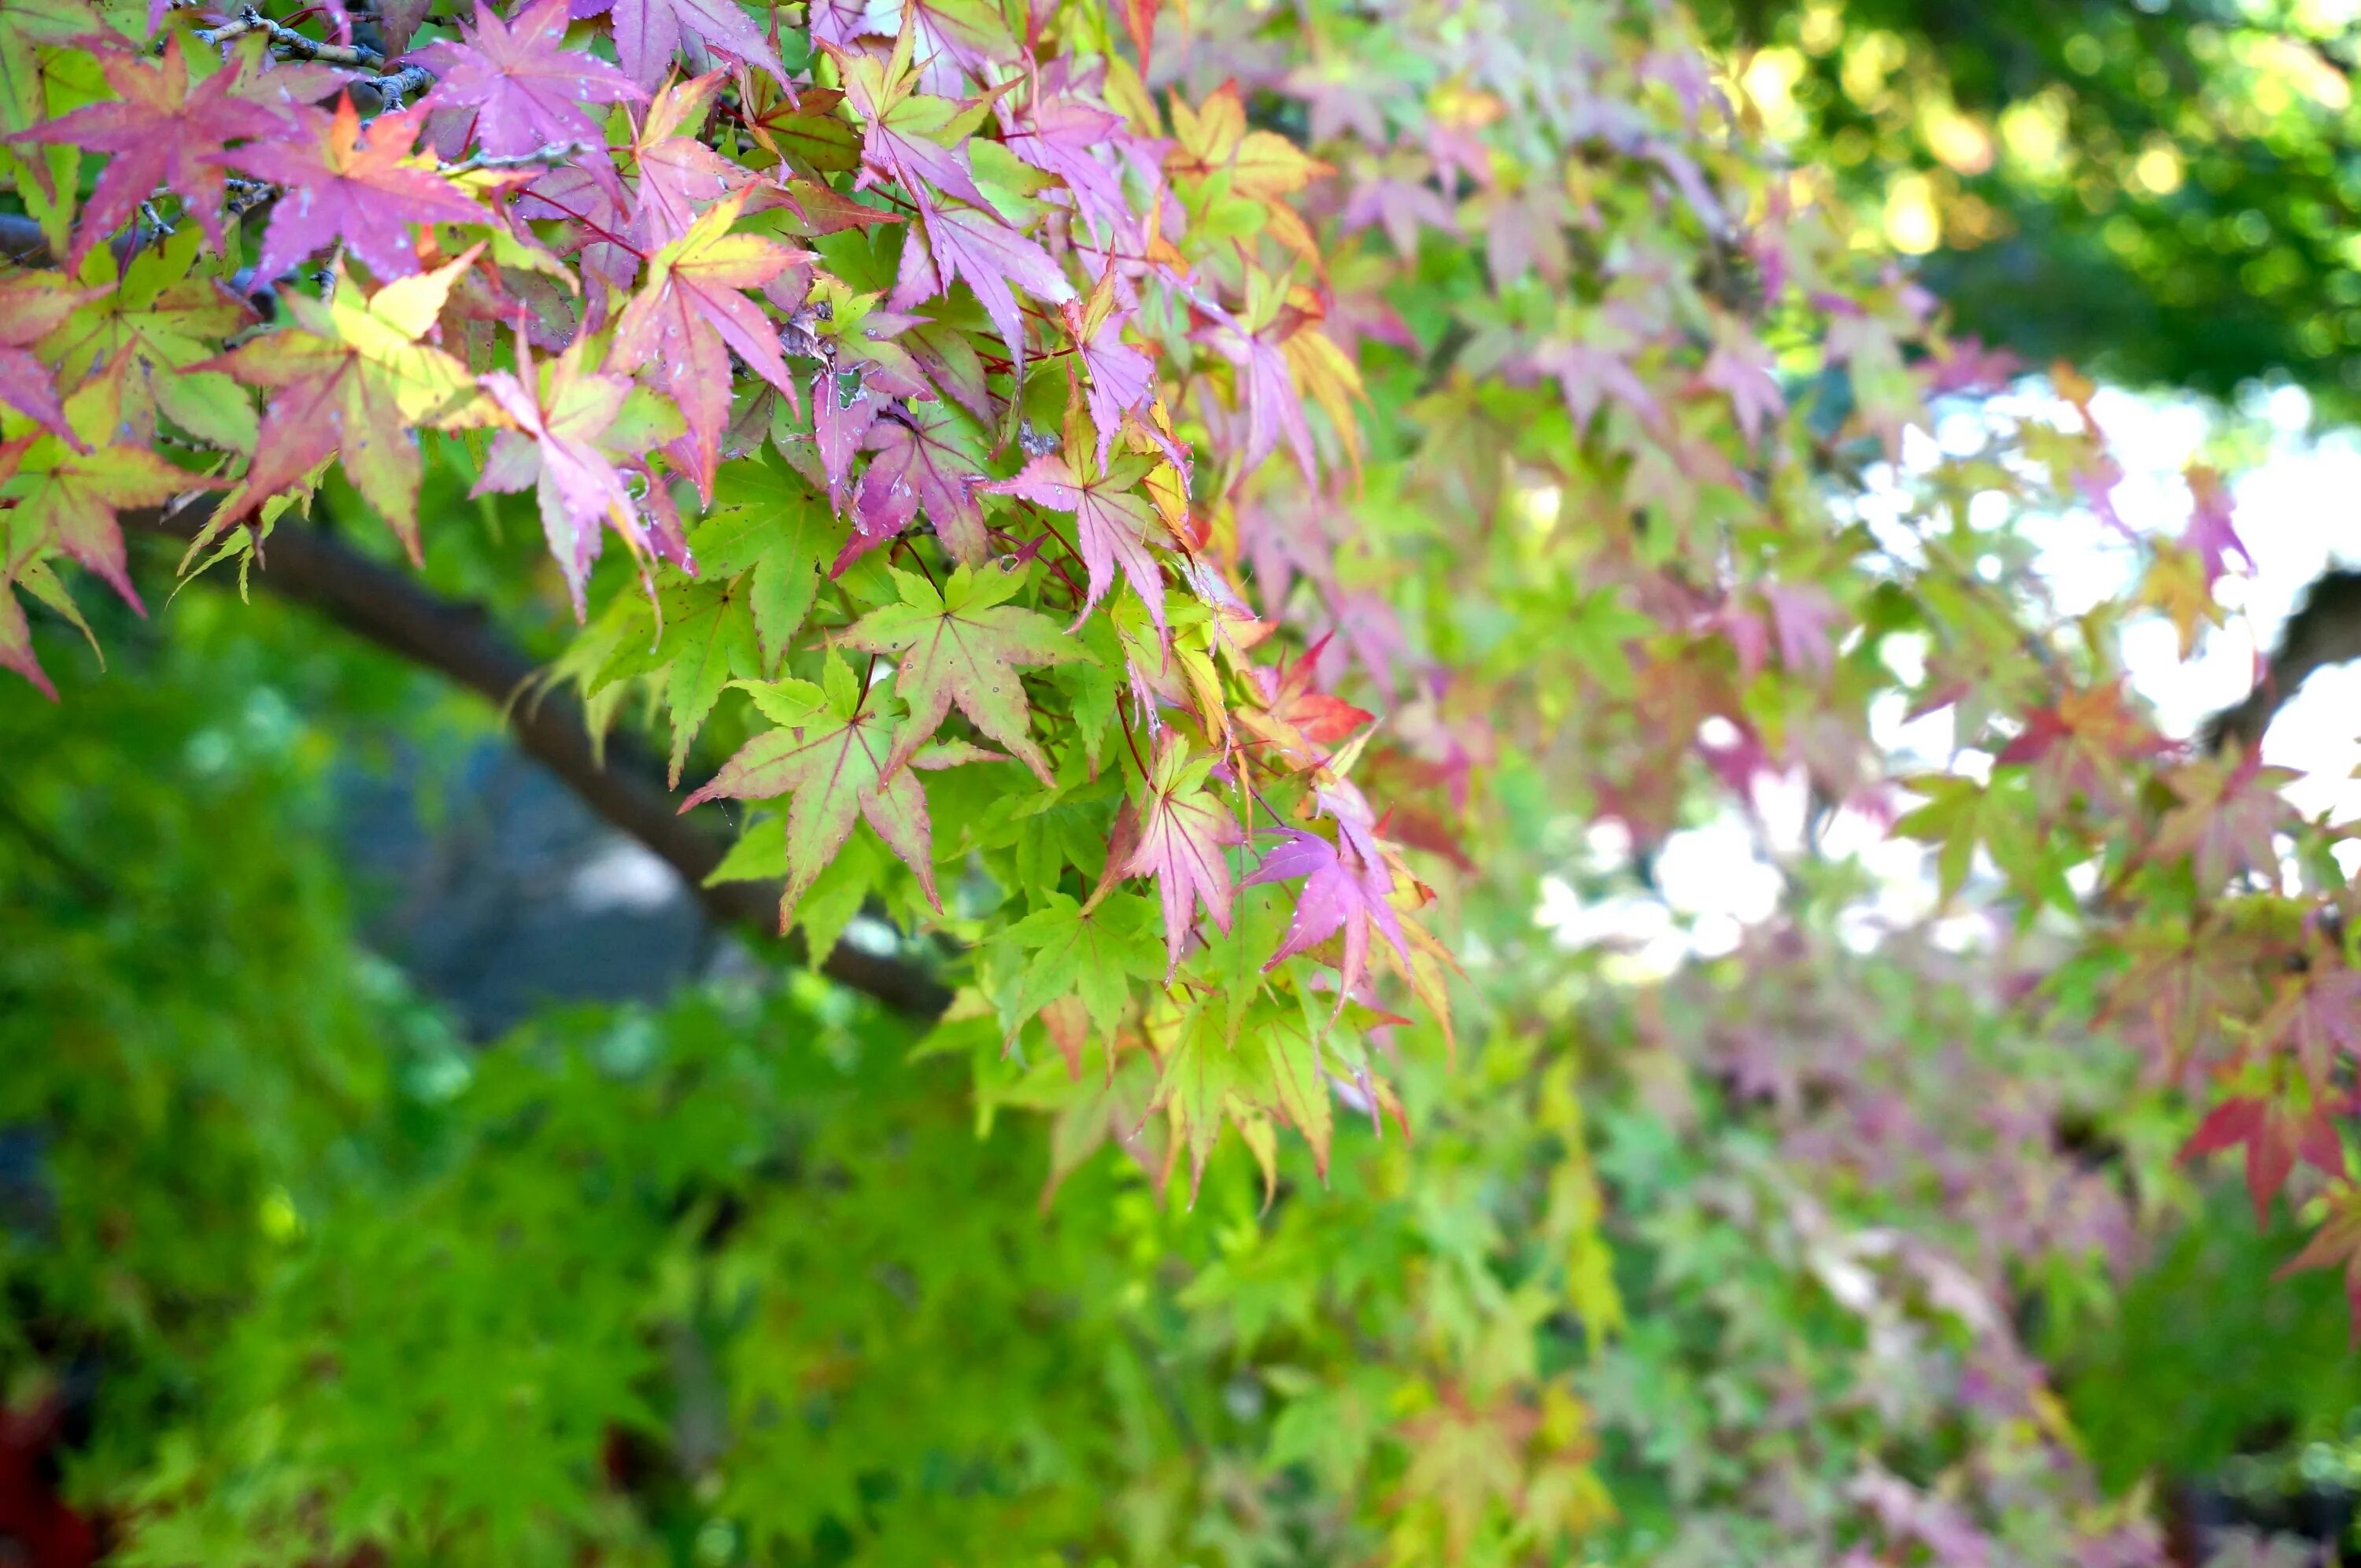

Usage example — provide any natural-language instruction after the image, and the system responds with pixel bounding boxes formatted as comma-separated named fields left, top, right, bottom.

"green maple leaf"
left=5, top=371, right=209, bottom=614
left=637, top=578, right=762, bottom=786
left=690, top=453, right=841, bottom=670
left=682, top=652, right=939, bottom=930
left=997, top=890, right=1162, bottom=1049
left=841, top=563, right=1088, bottom=786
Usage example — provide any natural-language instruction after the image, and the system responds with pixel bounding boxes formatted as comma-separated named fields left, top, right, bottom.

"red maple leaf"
left=216, top=98, right=484, bottom=282
left=407, top=0, right=644, bottom=159
left=12, top=35, right=283, bottom=267
left=1117, top=737, right=1243, bottom=977
left=1251, top=633, right=1373, bottom=747
left=2181, top=1092, right=2347, bottom=1223
left=985, top=451, right=1167, bottom=632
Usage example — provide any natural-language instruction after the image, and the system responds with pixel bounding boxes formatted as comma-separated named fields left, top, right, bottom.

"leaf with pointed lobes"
left=2182, top=463, right=2252, bottom=588
left=1062, top=264, right=1155, bottom=470
left=407, top=0, right=643, bottom=159
left=1115, top=736, right=1242, bottom=979
left=0, top=273, right=100, bottom=448
left=984, top=451, right=1166, bottom=633
left=200, top=249, right=493, bottom=559
left=628, top=72, right=746, bottom=248
left=2279, top=1185, right=2361, bottom=1341
left=892, top=193, right=1074, bottom=372
left=216, top=99, right=484, bottom=284
left=2256, top=968, right=2361, bottom=1088
left=472, top=335, right=644, bottom=616
left=1190, top=297, right=1318, bottom=484
left=11, top=36, right=283, bottom=268
left=1246, top=826, right=1408, bottom=1005
left=2152, top=752, right=2302, bottom=890
left=2182, top=1091, right=2348, bottom=1225
left=845, top=400, right=990, bottom=566
left=612, top=190, right=810, bottom=501
left=608, top=0, right=789, bottom=94
left=0, top=577, right=54, bottom=700
left=1242, top=633, right=1373, bottom=760
left=680, top=653, right=939, bottom=930
left=841, top=562, right=1088, bottom=785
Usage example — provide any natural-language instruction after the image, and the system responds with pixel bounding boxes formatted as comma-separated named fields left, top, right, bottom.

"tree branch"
left=129, top=502, right=953, bottom=1020
left=2201, top=569, right=2361, bottom=755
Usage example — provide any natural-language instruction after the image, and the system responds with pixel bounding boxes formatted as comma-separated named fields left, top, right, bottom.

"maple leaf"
left=1061, top=263, right=1155, bottom=470
left=407, top=0, right=644, bottom=159
left=1700, top=335, right=1784, bottom=451
left=0, top=572, right=54, bottom=700
left=2182, top=1091, right=2347, bottom=1224
left=608, top=0, right=788, bottom=92
left=5, top=424, right=205, bottom=614
left=216, top=98, right=484, bottom=283
left=841, top=562, right=1088, bottom=784
left=1246, top=826, right=1409, bottom=1003
left=985, top=451, right=1168, bottom=632
left=999, top=890, right=1162, bottom=1050
left=11, top=36, right=283, bottom=267
left=1115, top=736, right=1243, bottom=977
left=201, top=249, right=491, bottom=557
left=473, top=335, right=644, bottom=614
left=1190, top=296, right=1317, bottom=483
left=848, top=400, right=990, bottom=565
left=611, top=189, right=807, bottom=499
left=0, top=271, right=97, bottom=447
left=828, top=26, right=993, bottom=209
left=894, top=194, right=1073, bottom=369
left=2152, top=753, right=2300, bottom=890
left=2256, top=968, right=2361, bottom=1087
left=680, top=654, right=940, bottom=929
left=626, top=72, right=745, bottom=248
left=1166, top=81, right=1328, bottom=260
left=1005, top=89, right=1135, bottom=242
left=2281, top=1186, right=2361, bottom=1337
left=2182, top=463, right=2251, bottom=588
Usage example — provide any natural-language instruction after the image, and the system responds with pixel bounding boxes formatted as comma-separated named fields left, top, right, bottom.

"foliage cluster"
left=5, top=0, right=2361, bottom=1558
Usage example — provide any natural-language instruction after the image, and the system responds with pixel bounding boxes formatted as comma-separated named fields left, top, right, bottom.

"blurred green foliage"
left=1705, top=0, right=2361, bottom=417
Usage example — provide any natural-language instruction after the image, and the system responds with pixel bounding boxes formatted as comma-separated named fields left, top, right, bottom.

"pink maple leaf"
left=845, top=400, right=988, bottom=566
left=217, top=98, right=484, bottom=282
left=893, top=194, right=1073, bottom=368
left=1120, top=740, right=1243, bottom=977
left=407, top=0, right=643, bottom=160
left=2182, top=463, right=2252, bottom=588
left=607, top=0, right=789, bottom=91
left=1247, top=827, right=1408, bottom=1002
left=985, top=451, right=1166, bottom=632
left=1189, top=299, right=1317, bottom=483
left=472, top=335, right=644, bottom=614
left=13, top=36, right=284, bottom=267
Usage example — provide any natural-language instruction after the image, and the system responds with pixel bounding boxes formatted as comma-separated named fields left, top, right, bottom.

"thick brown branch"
left=2202, top=569, right=2361, bottom=755
left=129, top=502, right=952, bottom=1019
